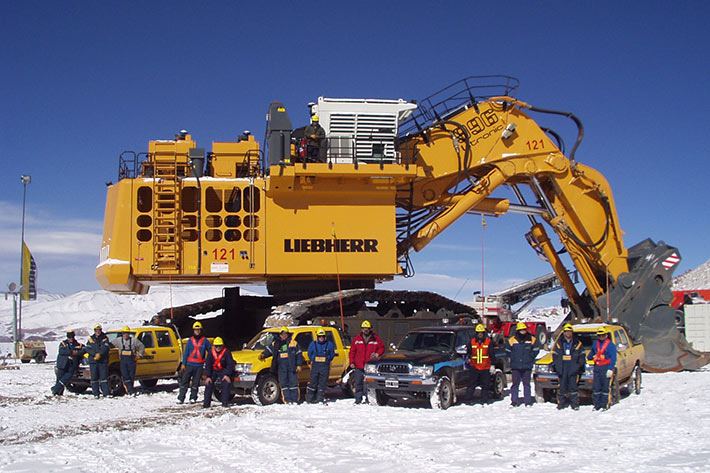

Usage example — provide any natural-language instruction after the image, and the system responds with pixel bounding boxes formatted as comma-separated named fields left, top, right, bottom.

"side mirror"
left=389, top=343, right=397, bottom=352
left=617, top=343, right=626, bottom=351
left=242, top=342, right=247, bottom=349
left=455, top=345, right=468, bottom=356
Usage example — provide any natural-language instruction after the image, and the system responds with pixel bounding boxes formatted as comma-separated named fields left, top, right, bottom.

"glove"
left=180, top=365, right=186, bottom=372
left=222, top=375, right=230, bottom=383
left=350, top=363, right=355, bottom=369
left=258, top=353, right=265, bottom=361
left=93, top=354, right=101, bottom=361
left=205, top=378, right=212, bottom=385
left=489, top=366, right=496, bottom=375
left=296, top=366, right=302, bottom=374
left=370, top=353, right=379, bottom=360
left=606, top=369, right=613, bottom=378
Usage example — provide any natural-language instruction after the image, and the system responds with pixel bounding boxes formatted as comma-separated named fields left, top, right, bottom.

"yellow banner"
left=21, top=241, right=37, bottom=301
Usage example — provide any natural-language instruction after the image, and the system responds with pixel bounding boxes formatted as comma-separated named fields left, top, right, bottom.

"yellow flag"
left=21, top=242, right=37, bottom=301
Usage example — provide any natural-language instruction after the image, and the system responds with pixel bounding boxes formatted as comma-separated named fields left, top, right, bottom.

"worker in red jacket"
left=348, top=320, right=384, bottom=404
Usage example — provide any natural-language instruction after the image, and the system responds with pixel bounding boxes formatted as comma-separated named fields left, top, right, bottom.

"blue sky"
left=1, top=1, right=708, bottom=305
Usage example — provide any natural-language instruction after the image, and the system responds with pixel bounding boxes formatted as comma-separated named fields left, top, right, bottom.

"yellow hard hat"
left=475, top=324, right=486, bottom=333
left=93, top=323, right=102, bottom=330
left=563, top=323, right=574, bottom=331
left=213, top=337, right=224, bottom=346
left=596, top=327, right=608, bottom=336
left=192, top=321, right=203, bottom=330
left=312, top=114, right=319, bottom=121
left=316, top=328, right=326, bottom=336
left=122, top=326, right=131, bottom=332
left=516, top=322, right=528, bottom=331
left=280, top=326, right=289, bottom=333
left=361, top=320, right=372, bottom=329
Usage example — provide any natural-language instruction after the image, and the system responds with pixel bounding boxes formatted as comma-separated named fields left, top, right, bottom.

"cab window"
left=615, top=330, right=629, bottom=348
left=138, top=332, right=155, bottom=349
left=156, top=330, right=173, bottom=348
left=295, top=332, right=314, bottom=352
left=324, top=330, right=337, bottom=347
left=455, top=331, right=470, bottom=349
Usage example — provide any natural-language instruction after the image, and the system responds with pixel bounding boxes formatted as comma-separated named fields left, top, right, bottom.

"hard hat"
left=516, top=322, right=528, bottom=331
left=192, top=321, right=203, bottom=330
left=596, top=327, right=608, bottom=336
left=66, top=330, right=75, bottom=337
left=312, top=115, right=319, bottom=122
left=563, top=323, right=574, bottom=331
left=122, top=326, right=131, bottom=332
left=280, top=326, right=289, bottom=333
left=361, top=320, right=372, bottom=329
left=93, top=323, right=102, bottom=330
left=475, top=324, right=486, bottom=333
left=213, top=337, right=224, bottom=346
left=316, top=328, right=326, bottom=336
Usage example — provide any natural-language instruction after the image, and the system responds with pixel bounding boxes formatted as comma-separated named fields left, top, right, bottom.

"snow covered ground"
left=1, top=363, right=709, bottom=473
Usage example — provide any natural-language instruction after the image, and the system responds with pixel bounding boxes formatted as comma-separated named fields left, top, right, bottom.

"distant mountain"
left=0, top=286, right=260, bottom=341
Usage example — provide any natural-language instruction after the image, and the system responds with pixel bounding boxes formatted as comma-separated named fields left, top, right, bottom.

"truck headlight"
left=234, top=363, right=252, bottom=374
left=411, top=365, right=433, bottom=377
left=534, top=364, right=551, bottom=374
left=584, top=364, right=594, bottom=377
left=365, top=364, right=377, bottom=374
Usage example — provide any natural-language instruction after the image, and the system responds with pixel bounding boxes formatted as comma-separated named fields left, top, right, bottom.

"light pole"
left=18, top=175, right=31, bottom=341
left=6, top=282, right=25, bottom=357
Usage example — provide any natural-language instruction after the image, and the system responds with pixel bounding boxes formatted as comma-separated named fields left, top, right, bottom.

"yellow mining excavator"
left=96, top=76, right=707, bottom=372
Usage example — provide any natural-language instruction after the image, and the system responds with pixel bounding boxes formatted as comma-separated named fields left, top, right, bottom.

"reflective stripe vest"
left=593, top=339, right=611, bottom=366
left=470, top=337, right=492, bottom=370
left=211, top=347, right=226, bottom=371
left=187, top=337, right=207, bottom=364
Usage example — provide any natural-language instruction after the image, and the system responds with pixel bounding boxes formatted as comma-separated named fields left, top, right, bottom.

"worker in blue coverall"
left=552, top=323, right=585, bottom=410
left=259, top=327, right=303, bottom=403
left=51, top=330, right=84, bottom=396
left=506, top=322, right=540, bottom=407
left=203, top=337, right=235, bottom=408
left=587, top=326, right=617, bottom=410
left=306, top=328, right=335, bottom=403
left=86, top=323, right=111, bottom=398
left=111, top=326, right=145, bottom=395
left=177, top=321, right=212, bottom=404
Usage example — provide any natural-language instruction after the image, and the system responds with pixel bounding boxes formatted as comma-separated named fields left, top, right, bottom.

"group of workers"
left=52, top=323, right=145, bottom=398
left=53, top=318, right=617, bottom=410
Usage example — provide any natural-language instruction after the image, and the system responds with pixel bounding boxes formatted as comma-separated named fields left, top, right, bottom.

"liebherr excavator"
left=96, top=76, right=707, bottom=372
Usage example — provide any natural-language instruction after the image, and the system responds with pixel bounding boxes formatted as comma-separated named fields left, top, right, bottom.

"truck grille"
left=378, top=363, right=409, bottom=374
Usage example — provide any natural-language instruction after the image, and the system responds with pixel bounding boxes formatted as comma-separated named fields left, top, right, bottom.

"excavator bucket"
left=608, top=239, right=709, bottom=372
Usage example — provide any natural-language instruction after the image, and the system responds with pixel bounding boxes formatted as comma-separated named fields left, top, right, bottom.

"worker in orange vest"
left=587, top=326, right=617, bottom=410
left=203, top=337, right=235, bottom=408
left=177, top=321, right=212, bottom=404
left=466, top=324, right=497, bottom=404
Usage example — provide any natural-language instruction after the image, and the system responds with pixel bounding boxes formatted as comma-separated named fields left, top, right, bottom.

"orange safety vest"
left=470, top=337, right=492, bottom=370
left=593, top=339, right=611, bottom=366
left=187, top=337, right=206, bottom=364
left=211, top=347, right=226, bottom=370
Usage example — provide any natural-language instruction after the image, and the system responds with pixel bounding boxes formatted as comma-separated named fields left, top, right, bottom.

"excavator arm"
left=396, top=79, right=707, bottom=371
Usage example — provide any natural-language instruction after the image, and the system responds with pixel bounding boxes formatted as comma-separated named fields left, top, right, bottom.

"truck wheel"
left=108, top=370, right=125, bottom=396
left=341, top=370, right=355, bottom=397
left=252, top=373, right=281, bottom=406
left=67, top=383, right=88, bottom=394
left=213, top=385, right=236, bottom=402
left=610, top=371, right=620, bottom=405
left=632, top=364, right=642, bottom=395
left=535, top=325, right=548, bottom=346
left=492, top=370, right=506, bottom=399
left=34, top=352, right=47, bottom=363
left=139, top=379, right=158, bottom=388
left=430, top=376, right=453, bottom=410
left=367, top=388, right=389, bottom=406
left=535, top=385, right=554, bottom=403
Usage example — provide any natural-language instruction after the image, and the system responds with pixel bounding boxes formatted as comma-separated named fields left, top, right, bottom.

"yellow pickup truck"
left=533, top=323, right=644, bottom=405
left=69, top=325, right=185, bottom=395
left=228, top=325, right=351, bottom=405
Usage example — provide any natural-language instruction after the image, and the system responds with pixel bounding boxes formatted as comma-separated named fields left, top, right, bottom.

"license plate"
left=385, top=378, right=399, bottom=389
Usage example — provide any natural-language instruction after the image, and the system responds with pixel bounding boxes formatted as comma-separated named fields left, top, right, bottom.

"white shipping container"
left=684, top=304, right=710, bottom=352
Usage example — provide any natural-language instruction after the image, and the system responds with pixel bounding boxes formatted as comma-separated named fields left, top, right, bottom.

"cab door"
left=454, top=330, right=474, bottom=389
left=613, top=329, right=630, bottom=379
left=136, top=330, right=159, bottom=377
left=153, top=328, right=180, bottom=375
left=326, top=329, right=347, bottom=381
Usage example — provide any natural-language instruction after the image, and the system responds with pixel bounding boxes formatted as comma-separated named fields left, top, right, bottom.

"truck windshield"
left=247, top=332, right=276, bottom=351
left=555, top=332, right=596, bottom=350
left=106, top=332, right=131, bottom=343
left=398, top=332, right=454, bottom=352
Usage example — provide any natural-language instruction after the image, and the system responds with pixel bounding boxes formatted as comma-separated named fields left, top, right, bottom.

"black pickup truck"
left=364, top=326, right=507, bottom=409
